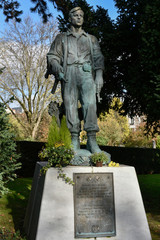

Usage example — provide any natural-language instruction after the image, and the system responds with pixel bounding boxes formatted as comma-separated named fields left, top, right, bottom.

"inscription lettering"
left=74, top=173, right=116, bottom=238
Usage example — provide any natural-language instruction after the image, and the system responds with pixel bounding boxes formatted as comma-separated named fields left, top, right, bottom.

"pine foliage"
left=0, top=103, right=21, bottom=196
left=47, top=115, right=71, bottom=148
left=47, top=115, right=60, bottom=147
left=59, top=116, right=71, bottom=148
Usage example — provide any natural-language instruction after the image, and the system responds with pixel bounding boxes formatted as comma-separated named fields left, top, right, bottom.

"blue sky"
left=0, top=0, right=118, bottom=33
left=87, top=0, right=118, bottom=19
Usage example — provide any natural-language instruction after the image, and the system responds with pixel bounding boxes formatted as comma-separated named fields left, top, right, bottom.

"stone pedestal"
left=24, top=163, right=151, bottom=240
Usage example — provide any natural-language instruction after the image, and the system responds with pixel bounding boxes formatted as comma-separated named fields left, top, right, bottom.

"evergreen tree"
left=139, top=0, right=160, bottom=133
left=59, top=116, right=71, bottom=148
left=0, top=103, right=21, bottom=195
left=47, top=115, right=60, bottom=147
left=114, top=0, right=160, bottom=133
left=47, top=115, right=71, bottom=148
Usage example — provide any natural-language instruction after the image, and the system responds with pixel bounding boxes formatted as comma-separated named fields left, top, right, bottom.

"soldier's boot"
left=86, top=132, right=101, bottom=153
left=71, top=133, right=80, bottom=152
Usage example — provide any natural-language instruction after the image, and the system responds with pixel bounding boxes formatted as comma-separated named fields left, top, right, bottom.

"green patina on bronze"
left=46, top=7, right=110, bottom=163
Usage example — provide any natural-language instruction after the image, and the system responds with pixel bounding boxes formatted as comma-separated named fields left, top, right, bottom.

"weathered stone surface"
left=24, top=163, right=152, bottom=240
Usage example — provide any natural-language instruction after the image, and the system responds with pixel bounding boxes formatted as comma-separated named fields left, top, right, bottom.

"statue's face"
left=70, top=10, right=84, bottom=27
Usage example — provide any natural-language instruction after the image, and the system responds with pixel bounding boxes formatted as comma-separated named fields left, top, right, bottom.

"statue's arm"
left=95, top=69, right=103, bottom=94
left=46, top=34, right=64, bottom=78
left=91, top=36, right=104, bottom=93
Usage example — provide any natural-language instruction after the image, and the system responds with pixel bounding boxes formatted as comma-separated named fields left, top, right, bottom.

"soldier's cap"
left=69, top=7, right=84, bottom=15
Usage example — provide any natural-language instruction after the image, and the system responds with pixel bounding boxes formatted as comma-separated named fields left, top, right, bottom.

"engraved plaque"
left=74, top=173, right=116, bottom=238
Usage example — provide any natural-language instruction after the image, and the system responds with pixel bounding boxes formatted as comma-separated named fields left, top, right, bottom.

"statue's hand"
left=95, top=69, right=103, bottom=93
left=58, top=66, right=65, bottom=81
left=95, top=76, right=103, bottom=93
left=59, top=72, right=65, bottom=81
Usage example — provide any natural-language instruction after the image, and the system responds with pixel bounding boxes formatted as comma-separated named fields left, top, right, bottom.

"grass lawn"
left=138, top=174, right=160, bottom=240
left=0, top=174, right=159, bottom=239
left=0, top=178, right=32, bottom=239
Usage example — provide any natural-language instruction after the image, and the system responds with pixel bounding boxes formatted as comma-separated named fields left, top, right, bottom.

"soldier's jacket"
left=47, top=29, right=104, bottom=78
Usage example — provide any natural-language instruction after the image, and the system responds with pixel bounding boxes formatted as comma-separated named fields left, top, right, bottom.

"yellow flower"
left=108, top=161, right=120, bottom=167
left=108, top=162, right=112, bottom=167
left=54, top=142, right=64, bottom=148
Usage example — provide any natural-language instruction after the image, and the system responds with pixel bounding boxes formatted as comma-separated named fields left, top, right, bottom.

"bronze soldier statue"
left=46, top=7, right=104, bottom=154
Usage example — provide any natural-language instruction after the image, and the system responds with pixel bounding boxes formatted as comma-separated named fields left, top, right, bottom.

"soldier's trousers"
left=63, top=64, right=99, bottom=134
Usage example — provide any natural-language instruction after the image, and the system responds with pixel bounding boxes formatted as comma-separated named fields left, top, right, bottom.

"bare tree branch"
left=0, top=16, right=60, bottom=139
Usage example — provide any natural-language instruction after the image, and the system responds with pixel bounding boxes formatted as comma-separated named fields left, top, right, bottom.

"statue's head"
left=69, top=7, right=84, bottom=27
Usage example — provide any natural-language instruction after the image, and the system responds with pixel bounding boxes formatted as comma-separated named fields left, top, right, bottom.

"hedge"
left=16, top=141, right=45, bottom=177
left=15, top=141, right=160, bottom=177
left=101, top=146, right=160, bottom=174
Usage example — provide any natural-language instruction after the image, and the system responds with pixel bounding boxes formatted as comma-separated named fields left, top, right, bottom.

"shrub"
left=157, top=135, right=160, bottom=149
left=0, top=103, right=21, bottom=195
left=90, top=152, right=110, bottom=165
left=0, top=229, right=26, bottom=240
left=124, top=123, right=152, bottom=148
left=39, top=144, right=74, bottom=169
left=39, top=115, right=73, bottom=185
left=47, top=115, right=71, bottom=148
left=97, top=109, right=129, bottom=146
left=59, top=116, right=72, bottom=148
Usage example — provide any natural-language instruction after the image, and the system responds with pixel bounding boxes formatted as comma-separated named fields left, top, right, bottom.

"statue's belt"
left=67, top=62, right=92, bottom=72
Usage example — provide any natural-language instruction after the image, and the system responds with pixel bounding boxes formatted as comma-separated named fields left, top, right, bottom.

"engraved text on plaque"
left=74, top=173, right=116, bottom=238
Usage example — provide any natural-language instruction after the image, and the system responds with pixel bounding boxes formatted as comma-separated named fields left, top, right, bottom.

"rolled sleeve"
left=91, top=35, right=104, bottom=70
left=47, top=34, right=63, bottom=75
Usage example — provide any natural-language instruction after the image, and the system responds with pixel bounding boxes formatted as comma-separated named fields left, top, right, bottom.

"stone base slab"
left=24, top=163, right=151, bottom=240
